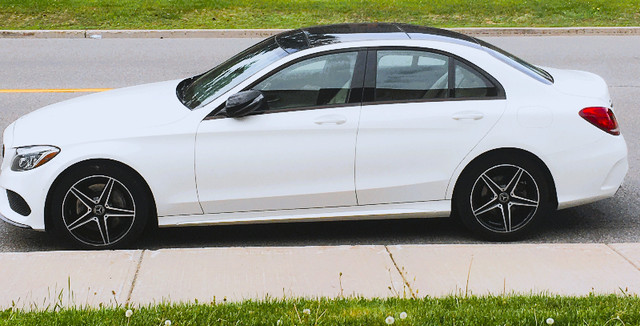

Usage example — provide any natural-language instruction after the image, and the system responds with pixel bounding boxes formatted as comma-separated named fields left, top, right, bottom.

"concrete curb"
left=2, top=243, right=640, bottom=310
left=2, top=27, right=640, bottom=39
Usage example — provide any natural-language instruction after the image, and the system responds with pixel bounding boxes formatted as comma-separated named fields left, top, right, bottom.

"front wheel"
left=454, top=154, right=552, bottom=241
left=50, top=164, right=151, bottom=249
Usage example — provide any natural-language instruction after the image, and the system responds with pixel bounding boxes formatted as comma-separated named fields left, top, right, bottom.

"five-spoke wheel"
left=455, top=154, right=551, bottom=240
left=50, top=163, right=151, bottom=249
left=471, top=164, right=540, bottom=233
left=62, top=175, right=136, bottom=246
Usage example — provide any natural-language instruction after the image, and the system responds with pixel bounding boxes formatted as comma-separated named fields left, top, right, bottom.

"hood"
left=12, top=80, right=191, bottom=147
left=545, top=67, right=611, bottom=103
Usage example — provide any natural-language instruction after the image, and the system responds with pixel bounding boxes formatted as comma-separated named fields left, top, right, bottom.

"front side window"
left=376, top=50, right=449, bottom=102
left=253, top=51, right=359, bottom=112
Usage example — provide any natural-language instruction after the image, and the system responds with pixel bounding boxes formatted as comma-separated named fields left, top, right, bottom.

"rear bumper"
left=552, top=134, right=628, bottom=210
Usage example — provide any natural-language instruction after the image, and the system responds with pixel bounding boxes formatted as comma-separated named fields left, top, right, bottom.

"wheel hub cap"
left=93, top=205, right=106, bottom=216
left=498, top=192, right=510, bottom=203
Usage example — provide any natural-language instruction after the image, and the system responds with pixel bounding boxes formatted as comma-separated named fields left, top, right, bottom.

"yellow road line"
left=0, top=88, right=113, bottom=93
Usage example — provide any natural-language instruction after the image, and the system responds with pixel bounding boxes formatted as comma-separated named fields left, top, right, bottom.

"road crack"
left=125, top=250, right=146, bottom=306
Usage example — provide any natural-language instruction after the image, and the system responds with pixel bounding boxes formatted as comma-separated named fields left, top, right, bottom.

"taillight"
left=579, top=107, right=620, bottom=135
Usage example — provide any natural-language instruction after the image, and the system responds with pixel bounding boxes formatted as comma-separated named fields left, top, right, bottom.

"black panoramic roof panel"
left=274, top=23, right=480, bottom=53
left=274, top=29, right=308, bottom=53
left=306, top=23, right=409, bottom=48
left=305, top=23, right=402, bottom=35
left=395, top=23, right=479, bottom=44
left=305, top=23, right=409, bottom=47
left=275, top=23, right=410, bottom=53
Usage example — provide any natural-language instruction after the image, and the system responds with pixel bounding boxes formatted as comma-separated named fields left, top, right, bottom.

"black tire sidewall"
left=454, top=153, right=552, bottom=241
left=49, top=163, right=150, bottom=249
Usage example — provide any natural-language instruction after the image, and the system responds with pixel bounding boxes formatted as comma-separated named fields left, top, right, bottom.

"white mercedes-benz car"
left=0, top=23, right=628, bottom=248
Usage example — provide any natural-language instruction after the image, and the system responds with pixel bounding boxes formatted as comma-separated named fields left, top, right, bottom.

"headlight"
left=11, top=146, right=60, bottom=172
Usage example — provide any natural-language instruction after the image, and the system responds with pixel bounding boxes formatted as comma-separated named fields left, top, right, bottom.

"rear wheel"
left=454, top=154, right=552, bottom=240
left=50, top=164, right=151, bottom=249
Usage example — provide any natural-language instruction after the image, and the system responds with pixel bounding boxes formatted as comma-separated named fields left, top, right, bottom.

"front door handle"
left=452, top=111, right=484, bottom=120
left=314, top=114, right=347, bottom=125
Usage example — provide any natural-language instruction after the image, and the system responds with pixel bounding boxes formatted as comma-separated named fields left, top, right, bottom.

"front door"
left=196, top=50, right=364, bottom=213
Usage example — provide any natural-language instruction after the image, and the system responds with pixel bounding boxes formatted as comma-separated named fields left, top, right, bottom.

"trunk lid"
left=545, top=67, right=611, bottom=103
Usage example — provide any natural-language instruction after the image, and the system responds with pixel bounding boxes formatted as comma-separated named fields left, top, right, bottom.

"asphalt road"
left=0, top=36, right=639, bottom=251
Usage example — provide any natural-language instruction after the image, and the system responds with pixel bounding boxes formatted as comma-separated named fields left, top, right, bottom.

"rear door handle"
left=314, top=114, right=347, bottom=125
left=452, top=111, right=484, bottom=120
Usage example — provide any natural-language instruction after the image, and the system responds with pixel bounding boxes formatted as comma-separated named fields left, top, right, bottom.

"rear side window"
left=371, top=49, right=503, bottom=103
left=376, top=50, right=449, bottom=101
left=454, top=59, right=499, bottom=98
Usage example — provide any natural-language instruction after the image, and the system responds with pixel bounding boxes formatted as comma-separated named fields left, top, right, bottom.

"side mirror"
left=224, top=90, right=265, bottom=118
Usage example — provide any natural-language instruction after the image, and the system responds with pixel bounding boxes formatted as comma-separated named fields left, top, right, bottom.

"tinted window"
left=253, top=51, right=358, bottom=111
left=454, top=59, right=498, bottom=98
left=178, top=37, right=288, bottom=110
left=476, top=38, right=553, bottom=84
left=375, top=50, right=449, bottom=101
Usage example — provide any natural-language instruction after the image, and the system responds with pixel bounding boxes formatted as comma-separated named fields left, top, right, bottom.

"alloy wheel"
left=470, top=164, right=540, bottom=233
left=61, top=175, right=136, bottom=246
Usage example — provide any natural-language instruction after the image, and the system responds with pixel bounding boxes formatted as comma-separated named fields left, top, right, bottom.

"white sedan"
left=0, top=23, right=628, bottom=248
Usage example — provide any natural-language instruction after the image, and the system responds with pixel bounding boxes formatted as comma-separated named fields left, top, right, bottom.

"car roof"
left=274, top=23, right=481, bottom=53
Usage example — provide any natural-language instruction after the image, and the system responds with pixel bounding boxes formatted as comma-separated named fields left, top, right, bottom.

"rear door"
left=355, top=48, right=507, bottom=205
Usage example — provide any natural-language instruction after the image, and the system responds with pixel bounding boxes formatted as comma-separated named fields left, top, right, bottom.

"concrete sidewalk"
left=2, top=243, right=640, bottom=310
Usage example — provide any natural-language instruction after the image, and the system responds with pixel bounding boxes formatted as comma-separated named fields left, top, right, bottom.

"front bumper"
left=0, top=210, right=31, bottom=229
left=0, top=161, right=56, bottom=231
left=0, top=184, right=43, bottom=230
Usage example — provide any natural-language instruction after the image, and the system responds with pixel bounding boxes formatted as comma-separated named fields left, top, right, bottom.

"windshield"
left=178, top=37, right=288, bottom=110
left=475, top=38, right=554, bottom=85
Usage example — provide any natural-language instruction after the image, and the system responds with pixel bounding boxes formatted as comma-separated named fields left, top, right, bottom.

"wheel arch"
left=44, top=158, right=158, bottom=232
left=451, top=148, right=558, bottom=212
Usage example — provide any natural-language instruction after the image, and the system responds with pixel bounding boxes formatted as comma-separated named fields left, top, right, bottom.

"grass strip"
left=0, top=0, right=639, bottom=30
left=1, top=295, right=639, bottom=325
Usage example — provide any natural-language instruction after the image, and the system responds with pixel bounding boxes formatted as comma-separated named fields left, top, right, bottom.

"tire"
left=454, top=153, right=552, bottom=241
left=50, top=163, right=151, bottom=249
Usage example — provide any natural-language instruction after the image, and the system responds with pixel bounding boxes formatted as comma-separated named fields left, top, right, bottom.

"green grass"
left=0, top=0, right=639, bottom=30
left=2, top=295, right=640, bottom=325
